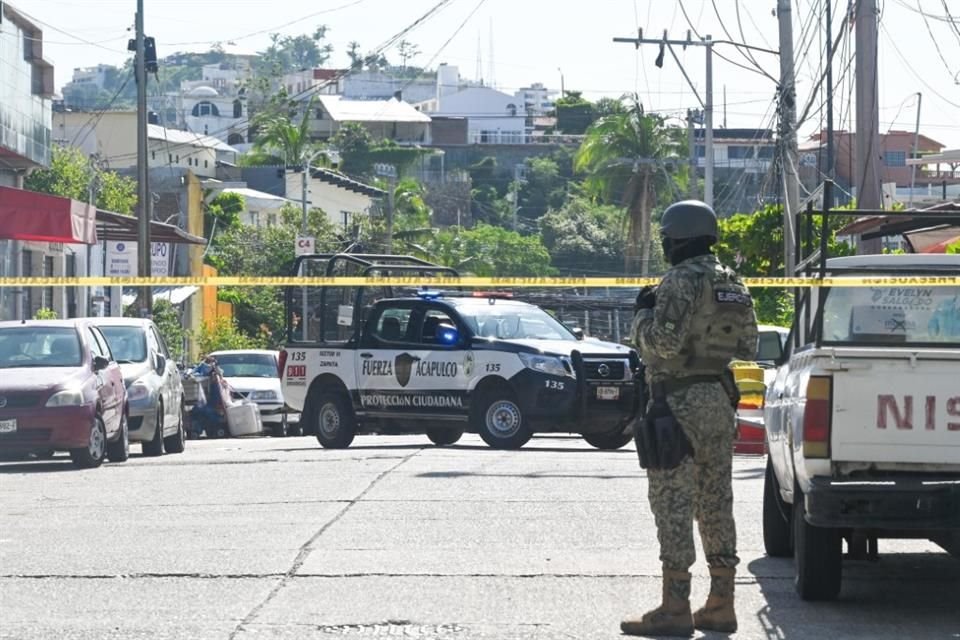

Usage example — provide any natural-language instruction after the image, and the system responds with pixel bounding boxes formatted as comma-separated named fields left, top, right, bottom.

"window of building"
left=695, top=145, right=706, bottom=158
left=151, top=151, right=156, bottom=160
left=168, top=154, right=173, bottom=163
left=191, top=101, right=220, bottom=117
left=727, top=145, right=755, bottom=159
left=884, top=150, right=907, bottom=167
left=757, top=145, right=775, bottom=159
left=233, top=99, right=243, bottom=118
left=267, top=213, right=277, bottom=227
left=204, top=160, right=209, bottom=168
left=250, top=212, right=260, bottom=228
left=316, top=108, right=325, bottom=120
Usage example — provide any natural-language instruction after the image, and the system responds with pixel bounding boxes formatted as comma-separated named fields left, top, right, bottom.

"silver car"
left=95, top=318, right=185, bottom=456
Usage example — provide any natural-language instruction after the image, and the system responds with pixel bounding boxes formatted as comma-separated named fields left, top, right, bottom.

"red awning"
left=0, top=186, right=98, bottom=245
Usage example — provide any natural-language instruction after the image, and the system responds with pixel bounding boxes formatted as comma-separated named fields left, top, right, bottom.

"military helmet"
left=659, top=200, right=718, bottom=241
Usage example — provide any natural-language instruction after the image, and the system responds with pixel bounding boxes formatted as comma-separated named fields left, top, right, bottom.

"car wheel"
left=426, top=428, right=463, bottom=446
left=142, top=405, right=164, bottom=457
left=763, top=458, right=793, bottom=557
left=70, top=414, right=107, bottom=469
left=582, top=427, right=632, bottom=450
left=794, top=490, right=843, bottom=601
left=474, top=391, right=531, bottom=450
left=106, top=411, right=130, bottom=463
left=163, top=400, right=186, bottom=454
left=314, top=390, right=356, bottom=449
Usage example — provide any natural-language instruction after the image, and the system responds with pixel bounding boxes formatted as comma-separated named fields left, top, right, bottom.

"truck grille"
left=583, top=360, right=625, bottom=380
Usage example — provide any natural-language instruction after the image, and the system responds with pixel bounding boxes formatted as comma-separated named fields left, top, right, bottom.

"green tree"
left=194, top=316, right=265, bottom=354
left=397, top=40, right=421, bottom=70
left=555, top=91, right=595, bottom=135
left=575, top=99, right=683, bottom=274
left=24, top=146, right=137, bottom=214
left=539, top=195, right=626, bottom=275
left=347, top=41, right=364, bottom=69
left=205, top=191, right=245, bottom=238
left=426, top=224, right=556, bottom=276
left=331, top=122, right=374, bottom=176
left=714, top=204, right=855, bottom=326
left=947, top=241, right=960, bottom=254
left=251, top=95, right=320, bottom=167
left=151, top=300, right=187, bottom=361
left=517, top=157, right=567, bottom=220
left=594, top=96, right=627, bottom=119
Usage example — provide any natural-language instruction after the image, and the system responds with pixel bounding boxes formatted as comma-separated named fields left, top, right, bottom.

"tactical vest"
left=649, top=257, right=756, bottom=377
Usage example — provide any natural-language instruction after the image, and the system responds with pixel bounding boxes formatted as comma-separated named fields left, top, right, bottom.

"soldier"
left=621, top=200, right=758, bottom=637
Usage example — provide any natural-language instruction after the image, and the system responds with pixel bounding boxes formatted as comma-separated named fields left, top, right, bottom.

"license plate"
left=0, top=419, right=17, bottom=434
left=596, top=387, right=620, bottom=401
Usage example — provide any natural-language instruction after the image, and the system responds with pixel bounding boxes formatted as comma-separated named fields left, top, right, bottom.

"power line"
left=69, top=71, right=134, bottom=148
left=676, top=0, right=779, bottom=81
left=880, top=22, right=960, bottom=108
left=917, top=0, right=958, bottom=80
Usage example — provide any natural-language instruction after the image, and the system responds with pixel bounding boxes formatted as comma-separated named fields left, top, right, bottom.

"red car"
left=0, top=320, right=128, bottom=468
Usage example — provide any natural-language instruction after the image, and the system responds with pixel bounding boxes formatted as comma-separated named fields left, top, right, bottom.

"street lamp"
left=557, top=67, right=565, bottom=98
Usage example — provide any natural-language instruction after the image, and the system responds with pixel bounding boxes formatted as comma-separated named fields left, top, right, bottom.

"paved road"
left=1, top=434, right=957, bottom=639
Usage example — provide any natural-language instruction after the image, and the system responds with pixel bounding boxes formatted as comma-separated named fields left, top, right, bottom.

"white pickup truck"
left=763, top=254, right=960, bottom=601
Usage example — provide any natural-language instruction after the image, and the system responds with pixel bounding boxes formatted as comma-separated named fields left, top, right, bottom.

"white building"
left=310, top=95, right=432, bottom=144
left=220, top=187, right=293, bottom=229
left=283, top=168, right=385, bottom=228
left=181, top=85, right=247, bottom=146
left=515, top=83, right=557, bottom=116
left=57, top=111, right=238, bottom=179
left=68, top=64, right=112, bottom=91
left=282, top=68, right=344, bottom=97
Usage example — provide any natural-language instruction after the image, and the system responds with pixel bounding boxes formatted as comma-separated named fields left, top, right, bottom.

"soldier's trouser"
left=647, top=382, right=739, bottom=574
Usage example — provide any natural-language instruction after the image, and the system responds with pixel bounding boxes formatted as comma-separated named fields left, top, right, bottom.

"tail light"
left=802, top=375, right=833, bottom=458
left=278, top=349, right=288, bottom=380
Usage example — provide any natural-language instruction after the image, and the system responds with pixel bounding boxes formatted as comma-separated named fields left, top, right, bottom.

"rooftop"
left=318, top=95, right=431, bottom=124
left=147, top=124, right=237, bottom=152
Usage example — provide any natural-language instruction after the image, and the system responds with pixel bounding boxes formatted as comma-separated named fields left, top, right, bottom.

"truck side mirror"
left=568, top=326, right=585, bottom=340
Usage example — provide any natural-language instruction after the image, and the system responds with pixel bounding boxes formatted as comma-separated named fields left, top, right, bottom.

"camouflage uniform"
left=632, top=254, right=758, bottom=594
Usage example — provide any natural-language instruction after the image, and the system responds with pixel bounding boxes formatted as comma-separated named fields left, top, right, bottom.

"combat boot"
left=693, top=566, right=737, bottom=633
left=621, top=569, right=694, bottom=637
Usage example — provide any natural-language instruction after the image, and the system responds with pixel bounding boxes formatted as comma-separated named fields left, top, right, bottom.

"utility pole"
left=135, top=0, right=152, bottom=316
left=687, top=109, right=697, bottom=198
left=777, top=0, right=799, bottom=275
left=855, top=0, right=883, bottom=213
left=909, top=92, right=922, bottom=207
left=704, top=35, right=714, bottom=208
left=374, top=163, right=398, bottom=253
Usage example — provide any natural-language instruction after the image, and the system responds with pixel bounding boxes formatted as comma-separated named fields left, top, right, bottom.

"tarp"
left=0, top=186, right=97, bottom=244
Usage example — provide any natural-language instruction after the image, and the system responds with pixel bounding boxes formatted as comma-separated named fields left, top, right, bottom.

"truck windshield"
left=822, top=284, right=960, bottom=347
left=457, top=304, right=575, bottom=341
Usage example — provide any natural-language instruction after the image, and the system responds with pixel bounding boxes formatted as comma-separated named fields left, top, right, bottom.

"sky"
left=18, top=0, right=960, bottom=148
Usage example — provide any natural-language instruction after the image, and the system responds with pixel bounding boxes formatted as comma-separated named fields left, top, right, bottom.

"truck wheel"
left=582, top=428, right=632, bottom=450
left=426, top=428, right=463, bottom=446
left=793, top=491, right=842, bottom=601
left=314, top=391, right=356, bottom=449
left=763, top=457, right=792, bottom=557
left=473, top=391, right=531, bottom=450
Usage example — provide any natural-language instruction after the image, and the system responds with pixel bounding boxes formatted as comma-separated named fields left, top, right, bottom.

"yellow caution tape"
left=0, top=276, right=958, bottom=287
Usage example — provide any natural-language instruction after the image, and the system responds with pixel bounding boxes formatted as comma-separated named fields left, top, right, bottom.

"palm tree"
left=251, top=96, right=322, bottom=168
left=575, top=98, right=684, bottom=274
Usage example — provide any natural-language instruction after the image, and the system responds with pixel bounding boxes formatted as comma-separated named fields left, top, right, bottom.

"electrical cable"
left=918, top=0, right=957, bottom=80
left=677, top=0, right=779, bottom=81
left=69, top=71, right=134, bottom=148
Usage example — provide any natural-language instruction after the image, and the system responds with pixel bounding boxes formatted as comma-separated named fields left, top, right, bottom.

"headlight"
left=518, top=353, right=574, bottom=378
left=45, top=388, right=86, bottom=407
left=249, top=390, right=278, bottom=401
left=126, top=381, right=151, bottom=402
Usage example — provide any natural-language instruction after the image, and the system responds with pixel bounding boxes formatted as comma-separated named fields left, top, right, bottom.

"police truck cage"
left=791, top=180, right=960, bottom=351
left=285, top=253, right=461, bottom=345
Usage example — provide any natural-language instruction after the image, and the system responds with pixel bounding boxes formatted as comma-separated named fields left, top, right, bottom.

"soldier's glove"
left=634, top=286, right=657, bottom=313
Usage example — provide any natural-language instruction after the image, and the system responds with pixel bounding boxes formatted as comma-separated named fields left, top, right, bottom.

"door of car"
left=146, top=323, right=179, bottom=433
left=87, top=325, right=123, bottom=437
left=355, top=302, right=469, bottom=419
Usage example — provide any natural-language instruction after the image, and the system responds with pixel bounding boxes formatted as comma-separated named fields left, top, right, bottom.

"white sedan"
left=207, top=350, right=300, bottom=437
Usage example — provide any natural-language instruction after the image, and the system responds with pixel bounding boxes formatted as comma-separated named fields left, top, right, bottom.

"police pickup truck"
left=280, top=254, right=640, bottom=450
left=763, top=254, right=960, bottom=601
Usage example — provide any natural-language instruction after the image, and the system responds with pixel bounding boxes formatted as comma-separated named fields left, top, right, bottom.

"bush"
left=193, top=316, right=267, bottom=355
